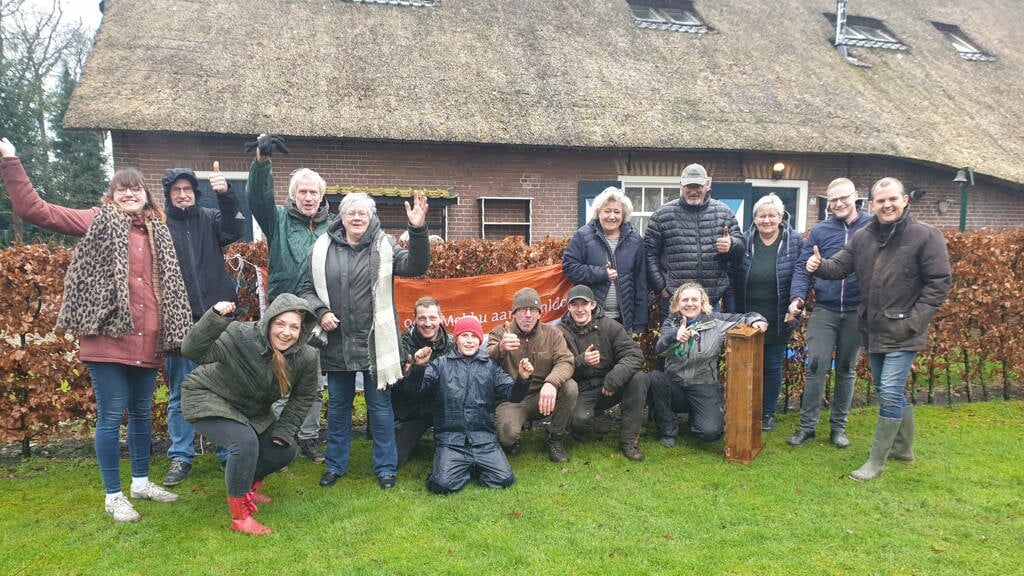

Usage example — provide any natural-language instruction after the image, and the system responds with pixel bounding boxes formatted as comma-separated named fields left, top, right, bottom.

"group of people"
left=563, top=166, right=951, bottom=482
left=0, top=135, right=951, bottom=535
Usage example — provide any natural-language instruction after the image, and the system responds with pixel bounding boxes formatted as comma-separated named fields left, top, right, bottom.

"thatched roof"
left=67, top=0, right=1024, bottom=185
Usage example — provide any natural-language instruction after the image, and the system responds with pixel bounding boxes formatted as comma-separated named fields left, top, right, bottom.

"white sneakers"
left=130, top=481, right=179, bottom=503
left=105, top=482, right=179, bottom=523
left=105, top=494, right=140, bottom=523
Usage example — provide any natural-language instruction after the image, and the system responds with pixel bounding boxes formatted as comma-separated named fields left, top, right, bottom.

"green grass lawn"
left=2, top=401, right=1022, bottom=575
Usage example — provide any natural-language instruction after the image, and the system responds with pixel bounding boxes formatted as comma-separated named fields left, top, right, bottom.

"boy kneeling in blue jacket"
left=405, top=316, right=533, bottom=494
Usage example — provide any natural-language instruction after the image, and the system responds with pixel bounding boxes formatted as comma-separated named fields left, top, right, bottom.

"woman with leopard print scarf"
left=1, top=137, right=193, bottom=524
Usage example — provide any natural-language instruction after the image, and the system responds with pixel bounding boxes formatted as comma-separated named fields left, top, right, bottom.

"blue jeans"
left=868, top=351, right=916, bottom=419
left=86, top=362, right=158, bottom=493
left=325, top=371, right=397, bottom=478
left=165, top=355, right=198, bottom=463
left=762, top=342, right=787, bottom=418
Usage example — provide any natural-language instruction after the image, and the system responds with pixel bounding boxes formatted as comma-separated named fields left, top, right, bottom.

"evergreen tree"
left=49, top=65, right=107, bottom=211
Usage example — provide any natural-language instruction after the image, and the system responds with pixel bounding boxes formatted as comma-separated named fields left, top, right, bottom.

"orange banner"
left=394, top=264, right=573, bottom=335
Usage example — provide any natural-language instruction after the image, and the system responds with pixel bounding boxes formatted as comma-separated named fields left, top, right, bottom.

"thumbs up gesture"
left=583, top=343, right=601, bottom=366
left=210, top=161, right=228, bottom=194
left=499, top=321, right=521, bottom=352
left=715, top=224, right=732, bottom=253
left=605, top=260, right=618, bottom=281
left=806, top=245, right=822, bottom=273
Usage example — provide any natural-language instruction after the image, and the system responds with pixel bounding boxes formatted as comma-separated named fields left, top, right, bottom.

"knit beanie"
left=512, top=287, right=542, bottom=312
left=453, top=316, right=484, bottom=343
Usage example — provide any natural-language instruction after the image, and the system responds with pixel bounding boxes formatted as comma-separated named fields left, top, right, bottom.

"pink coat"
left=2, top=157, right=161, bottom=367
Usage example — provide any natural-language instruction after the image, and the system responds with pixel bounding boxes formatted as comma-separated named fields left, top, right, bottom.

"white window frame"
left=618, top=175, right=681, bottom=235
left=744, top=178, right=809, bottom=233
left=847, top=23, right=895, bottom=43
left=945, top=31, right=981, bottom=55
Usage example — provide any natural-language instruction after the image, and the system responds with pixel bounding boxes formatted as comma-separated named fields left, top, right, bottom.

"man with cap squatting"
left=559, top=285, right=649, bottom=461
left=488, top=287, right=578, bottom=462
left=644, top=163, right=744, bottom=315
left=161, top=164, right=245, bottom=486
left=405, top=316, right=533, bottom=494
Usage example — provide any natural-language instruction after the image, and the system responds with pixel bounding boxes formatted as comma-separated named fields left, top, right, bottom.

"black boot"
left=546, top=434, right=570, bottom=463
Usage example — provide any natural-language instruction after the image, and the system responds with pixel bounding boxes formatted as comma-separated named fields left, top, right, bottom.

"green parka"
left=246, top=159, right=334, bottom=301
left=181, top=293, right=319, bottom=443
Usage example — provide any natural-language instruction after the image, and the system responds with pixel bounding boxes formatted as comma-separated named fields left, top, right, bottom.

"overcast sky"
left=23, top=0, right=103, bottom=33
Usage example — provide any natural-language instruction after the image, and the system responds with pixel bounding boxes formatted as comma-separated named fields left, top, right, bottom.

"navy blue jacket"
left=165, top=188, right=243, bottom=321
left=404, top=348, right=529, bottom=446
left=732, top=225, right=804, bottom=339
left=562, top=219, right=648, bottom=331
left=789, top=212, right=872, bottom=313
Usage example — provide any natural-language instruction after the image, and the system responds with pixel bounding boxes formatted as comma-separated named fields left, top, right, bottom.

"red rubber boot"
left=250, top=478, right=271, bottom=505
left=227, top=495, right=271, bottom=535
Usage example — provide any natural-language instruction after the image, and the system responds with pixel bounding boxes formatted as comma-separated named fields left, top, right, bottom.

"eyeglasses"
left=113, top=186, right=144, bottom=197
left=170, top=186, right=194, bottom=194
left=827, top=193, right=856, bottom=206
left=344, top=209, right=371, bottom=218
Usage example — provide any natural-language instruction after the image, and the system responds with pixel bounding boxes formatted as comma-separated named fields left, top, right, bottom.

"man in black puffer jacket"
left=161, top=165, right=244, bottom=486
left=645, top=163, right=744, bottom=315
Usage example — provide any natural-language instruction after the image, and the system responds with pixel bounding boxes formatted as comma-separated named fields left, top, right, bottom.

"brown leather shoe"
left=620, top=442, right=645, bottom=462
left=546, top=436, right=570, bottom=463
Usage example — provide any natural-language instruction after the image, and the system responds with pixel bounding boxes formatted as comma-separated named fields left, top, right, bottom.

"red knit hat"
left=453, top=316, right=484, bottom=343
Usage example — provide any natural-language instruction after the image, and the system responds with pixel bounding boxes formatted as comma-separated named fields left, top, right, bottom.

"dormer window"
left=338, top=0, right=437, bottom=7
left=933, top=22, right=995, bottom=62
left=825, top=13, right=908, bottom=51
left=628, top=1, right=709, bottom=34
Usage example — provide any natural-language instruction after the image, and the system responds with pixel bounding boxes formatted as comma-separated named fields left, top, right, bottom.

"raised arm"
left=181, top=303, right=237, bottom=364
left=1, top=141, right=95, bottom=236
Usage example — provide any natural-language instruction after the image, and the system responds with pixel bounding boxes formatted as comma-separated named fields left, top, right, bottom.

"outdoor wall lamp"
left=953, top=167, right=973, bottom=232
left=771, top=162, right=785, bottom=179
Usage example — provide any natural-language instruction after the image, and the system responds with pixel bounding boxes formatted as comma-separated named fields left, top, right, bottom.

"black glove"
left=243, top=134, right=290, bottom=157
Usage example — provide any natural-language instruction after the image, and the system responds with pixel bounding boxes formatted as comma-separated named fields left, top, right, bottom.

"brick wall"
left=112, top=132, right=1024, bottom=241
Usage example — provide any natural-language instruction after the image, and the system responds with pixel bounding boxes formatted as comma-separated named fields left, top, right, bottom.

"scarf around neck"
left=56, top=204, right=193, bottom=354
left=310, top=229, right=402, bottom=389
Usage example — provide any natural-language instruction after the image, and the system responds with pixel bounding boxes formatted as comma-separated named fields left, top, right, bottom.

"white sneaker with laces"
left=105, top=495, right=141, bottom=522
left=130, top=481, right=179, bottom=503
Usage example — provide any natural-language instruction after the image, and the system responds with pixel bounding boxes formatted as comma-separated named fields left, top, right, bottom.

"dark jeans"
left=496, top=379, right=579, bottom=447
left=426, top=440, right=514, bottom=494
left=797, top=308, right=861, bottom=433
left=192, top=417, right=297, bottom=498
left=648, top=371, right=724, bottom=442
left=86, top=362, right=158, bottom=493
left=395, top=414, right=434, bottom=468
left=571, top=372, right=649, bottom=443
left=762, top=342, right=787, bottom=418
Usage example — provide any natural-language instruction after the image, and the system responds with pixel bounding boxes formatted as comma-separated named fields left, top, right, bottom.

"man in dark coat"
left=161, top=165, right=244, bottom=486
left=644, top=163, right=744, bottom=314
left=394, top=296, right=453, bottom=467
left=808, top=177, right=951, bottom=482
left=558, top=285, right=649, bottom=461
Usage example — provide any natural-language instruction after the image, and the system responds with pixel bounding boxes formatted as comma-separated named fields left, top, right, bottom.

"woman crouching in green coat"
left=182, top=293, right=319, bottom=535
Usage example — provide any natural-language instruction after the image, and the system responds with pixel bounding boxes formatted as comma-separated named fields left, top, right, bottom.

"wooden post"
left=724, top=325, right=764, bottom=464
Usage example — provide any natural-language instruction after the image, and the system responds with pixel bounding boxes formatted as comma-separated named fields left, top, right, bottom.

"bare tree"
left=1, top=0, right=90, bottom=243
